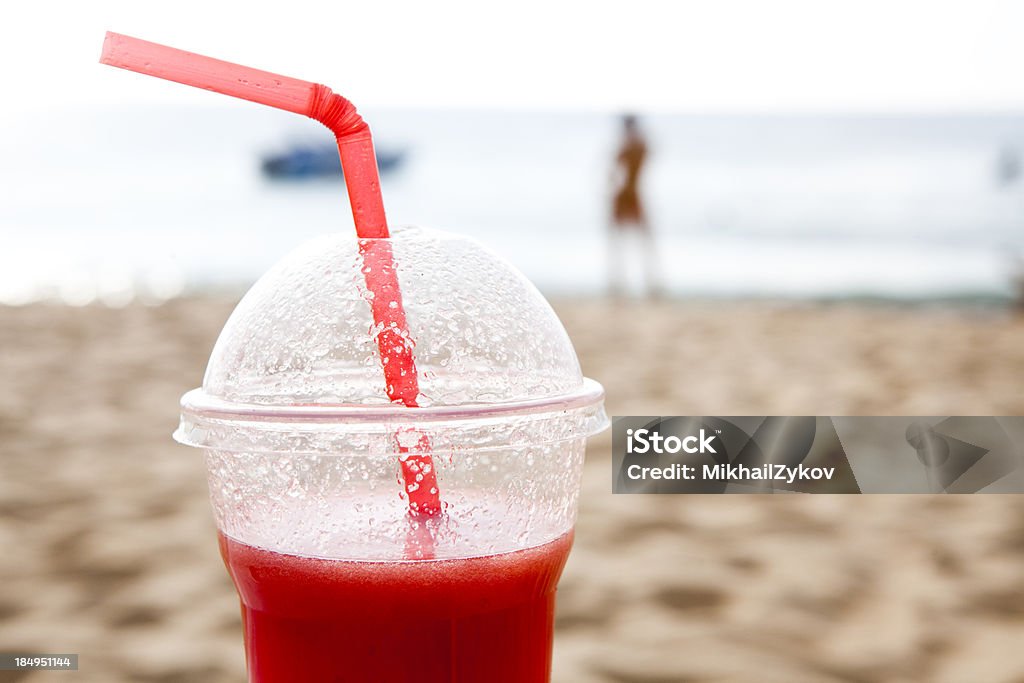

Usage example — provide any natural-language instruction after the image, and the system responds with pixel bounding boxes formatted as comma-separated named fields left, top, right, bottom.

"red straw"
left=100, top=32, right=440, bottom=516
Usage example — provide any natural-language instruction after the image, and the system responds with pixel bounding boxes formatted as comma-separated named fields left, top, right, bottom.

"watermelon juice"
left=218, top=530, right=574, bottom=682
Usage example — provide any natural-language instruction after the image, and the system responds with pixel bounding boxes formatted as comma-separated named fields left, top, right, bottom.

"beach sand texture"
left=1, top=298, right=1023, bottom=683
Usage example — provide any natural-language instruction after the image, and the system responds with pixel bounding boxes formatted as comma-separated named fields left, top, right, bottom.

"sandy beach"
left=2, top=297, right=1023, bottom=683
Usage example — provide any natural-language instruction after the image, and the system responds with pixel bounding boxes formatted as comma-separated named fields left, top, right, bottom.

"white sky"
left=3, top=0, right=1024, bottom=121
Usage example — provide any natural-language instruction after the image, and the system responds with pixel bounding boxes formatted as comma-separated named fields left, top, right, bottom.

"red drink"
left=218, top=531, right=574, bottom=682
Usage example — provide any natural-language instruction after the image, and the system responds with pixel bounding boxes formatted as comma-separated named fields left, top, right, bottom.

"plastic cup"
left=175, top=227, right=608, bottom=682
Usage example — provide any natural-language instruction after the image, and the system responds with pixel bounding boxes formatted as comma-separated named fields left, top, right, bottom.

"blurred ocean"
left=2, top=106, right=1023, bottom=304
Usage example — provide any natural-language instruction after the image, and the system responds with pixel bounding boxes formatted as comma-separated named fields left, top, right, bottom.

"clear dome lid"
left=176, top=226, right=606, bottom=452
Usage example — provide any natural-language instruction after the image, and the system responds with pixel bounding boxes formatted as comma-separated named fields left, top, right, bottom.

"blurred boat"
left=261, top=145, right=407, bottom=180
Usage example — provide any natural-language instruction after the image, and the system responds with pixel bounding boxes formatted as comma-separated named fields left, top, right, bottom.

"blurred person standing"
left=995, top=144, right=1020, bottom=188
left=994, top=145, right=1024, bottom=309
left=608, top=114, right=661, bottom=298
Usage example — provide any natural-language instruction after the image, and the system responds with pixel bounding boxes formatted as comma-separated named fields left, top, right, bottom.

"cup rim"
left=180, top=377, right=606, bottom=425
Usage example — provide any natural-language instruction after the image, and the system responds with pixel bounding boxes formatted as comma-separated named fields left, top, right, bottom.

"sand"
left=1, top=298, right=1023, bottom=683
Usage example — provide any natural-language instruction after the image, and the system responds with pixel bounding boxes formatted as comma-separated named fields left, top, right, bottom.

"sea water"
left=2, top=106, right=1022, bottom=303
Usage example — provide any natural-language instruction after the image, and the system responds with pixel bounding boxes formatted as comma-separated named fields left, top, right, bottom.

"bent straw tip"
left=99, top=31, right=124, bottom=66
